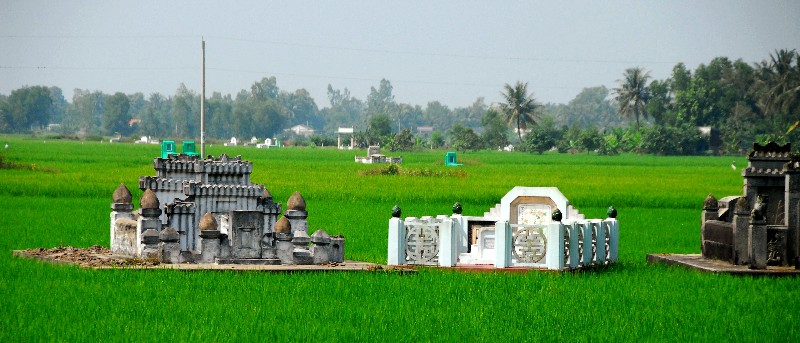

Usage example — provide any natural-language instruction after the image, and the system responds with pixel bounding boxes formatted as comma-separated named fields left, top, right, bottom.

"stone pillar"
left=285, top=192, right=309, bottom=234
left=197, top=212, right=221, bottom=264
left=451, top=202, right=466, bottom=254
left=141, top=229, right=160, bottom=259
left=784, top=160, right=800, bottom=266
left=732, top=197, right=751, bottom=265
left=494, top=221, right=511, bottom=268
left=160, top=227, right=181, bottom=263
left=137, top=188, right=162, bottom=257
left=110, top=183, right=135, bottom=254
left=701, top=194, right=719, bottom=256
left=388, top=205, right=405, bottom=265
left=545, top=222, right=565, bottom=270
left=606, top=207, right=619, bottom=264
left=330, top=236, right=345, bottom=263
left=292, top=230, right=313, bottom=264
left=438, top=218, right=456, bottom=267
left=310, top=230, right=332, bottom=264
left=274, top=216, right=294, bottom=264
left=749, top=210, right=768, bottom=270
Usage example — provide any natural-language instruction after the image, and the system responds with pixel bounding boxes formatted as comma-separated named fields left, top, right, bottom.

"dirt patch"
left=15, top=245, right=159, bottom=268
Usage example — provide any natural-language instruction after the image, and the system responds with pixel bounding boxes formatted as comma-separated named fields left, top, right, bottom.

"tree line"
left=0, top=49, right=797, bottom=155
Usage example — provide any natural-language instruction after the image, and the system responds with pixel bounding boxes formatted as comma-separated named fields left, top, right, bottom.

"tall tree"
left=613, top=67, right=651, bottom=129
left=5, top=86, right=53, bottom=132
left=499, top=81, right=540, bottom=144
left=102, top=92, right=131, bottom=135
left=481, top=108, right=509, bottom=149
left=365, top=79, right=397, bottom=123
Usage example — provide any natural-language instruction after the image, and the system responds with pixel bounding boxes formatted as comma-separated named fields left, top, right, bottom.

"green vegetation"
left=0, top=136, right=797, bottom=341
left=2, top=50, right=798, bottom=156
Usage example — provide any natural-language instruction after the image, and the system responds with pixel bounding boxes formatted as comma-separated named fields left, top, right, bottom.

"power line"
left=0, top=34, right=680, bottom=65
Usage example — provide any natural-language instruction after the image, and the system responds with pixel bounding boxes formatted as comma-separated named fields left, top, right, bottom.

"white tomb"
left=388, top=187, right=619, bottom=270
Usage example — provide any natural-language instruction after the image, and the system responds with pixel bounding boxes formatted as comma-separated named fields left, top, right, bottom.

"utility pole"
left=200, top=37, right=206, bottom=157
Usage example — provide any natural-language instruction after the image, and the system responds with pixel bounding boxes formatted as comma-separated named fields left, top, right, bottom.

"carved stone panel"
left=405, top=221, right=440, bottom=265
left=512, top=226, right=547, bottom=263
left=230, top=210, right=263, bottom=259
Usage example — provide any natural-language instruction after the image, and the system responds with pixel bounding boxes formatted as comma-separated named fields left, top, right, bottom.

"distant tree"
left=430, top=130, right=445, bottom=149
left=481, top=108, right=510, bottom=149
left=449, top=123, right=482, bottom=152
left=390, top=128, right=415, bottom=152
left=369, top=114, right=393, bottom=137
left=4, top=86, right=53, bottom=132
left=613, top=67, right=651, bottom=129
left=525, top=116, right=560, bottom=154
left=577, top=125, right=603, bottom=154
left=102, top=92, right=131, bottom=135
left=365, top=79, right=397, bottom=123
left=499, top=81, right=540, bottom=144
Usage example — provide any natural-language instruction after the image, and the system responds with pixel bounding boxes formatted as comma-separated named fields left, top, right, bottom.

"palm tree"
left=763, top=49, right=800, bottom=133
left=499, top=81, right=540, bottom=144
left=613, top=67, right=651, bottom=130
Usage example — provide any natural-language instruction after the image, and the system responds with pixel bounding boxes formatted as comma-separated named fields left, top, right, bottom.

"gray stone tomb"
left=110, top=153, right=345, bottom=265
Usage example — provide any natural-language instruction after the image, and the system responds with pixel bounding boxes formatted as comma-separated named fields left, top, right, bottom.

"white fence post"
left=607, top=218, right=619, bottom=263
left=546, top=222, right=565, bottom=270
left=387, top=217, right=405, bottom=265
left=594, top=220, right=606, bottom=265
left=495, top=221, right=512, bottom=268
left=439, top=218, right=456, bottom=267
left=581, top=221, right=594, bottom=267
left=568, top=221, right=580, bottom=269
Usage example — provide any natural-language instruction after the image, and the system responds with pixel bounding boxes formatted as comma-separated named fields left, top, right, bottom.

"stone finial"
left=113, top=183, right=132, bottom=204
left=735, top=196, right=750, bottom=214
left=703, top=194, right=718, bottom=210
left=140, top=188, right=160, bottom=209
left=275, top=216, right=291, bottom=234
left=392, top=205, right=402, bottom=218
left=261, top=188, right=273, bottom=201
left=552, top=208, right=563, bottom=222
left=160, top=227, right=180, bottom=243
left=452, top=202, right=463, bottom=215
left=287, top=191, right=306, bottom=211
left=199, top=212, right=218, bottom=231
left=607, top=206, right=617, bottom=219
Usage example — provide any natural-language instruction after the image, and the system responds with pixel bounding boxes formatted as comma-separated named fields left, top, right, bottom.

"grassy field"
left=0, top=135, right=796, bottom=341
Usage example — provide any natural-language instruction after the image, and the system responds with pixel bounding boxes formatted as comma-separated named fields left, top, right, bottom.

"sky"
left=1, top=0, right=799, bottom=108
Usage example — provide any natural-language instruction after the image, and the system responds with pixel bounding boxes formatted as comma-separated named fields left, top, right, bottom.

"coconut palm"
left=613, top=67, right=651, bottom=130
left=499, top=81, right=540, bottom=144
left=763, top=49, right=800, bottom=133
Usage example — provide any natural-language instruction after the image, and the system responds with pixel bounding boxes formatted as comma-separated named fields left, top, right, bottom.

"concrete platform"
left=647, top=253, right=800, bottom=276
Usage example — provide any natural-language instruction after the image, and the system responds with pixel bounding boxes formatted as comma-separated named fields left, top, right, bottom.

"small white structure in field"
left=337, top=127, right=355, bottom=150
left=256, top=138, right=282, bottom=149
left=224, top=137, right=238, bottom=147
left=355, top=146, right=402, bottom=164
left=388, top=187, right=619, bottom=270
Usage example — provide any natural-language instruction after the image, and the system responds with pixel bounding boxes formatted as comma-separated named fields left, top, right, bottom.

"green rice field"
left=1, top=135, right=797, bottom=341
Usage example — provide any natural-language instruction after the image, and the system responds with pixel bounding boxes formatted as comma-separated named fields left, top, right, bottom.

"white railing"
left=389, top=216, right=618, bottom=270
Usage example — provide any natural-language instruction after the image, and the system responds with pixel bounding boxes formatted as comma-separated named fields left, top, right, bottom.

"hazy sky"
left=2, top=0, right=798, bottom=108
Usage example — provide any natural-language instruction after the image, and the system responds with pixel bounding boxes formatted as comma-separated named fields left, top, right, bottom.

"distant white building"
left=286, top=124, right=315, bottom=137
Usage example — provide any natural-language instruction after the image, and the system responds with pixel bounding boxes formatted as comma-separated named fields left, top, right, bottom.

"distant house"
left=417, top=126, right=434, bottom=136
left=286, top=124, right=315, bottom=137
